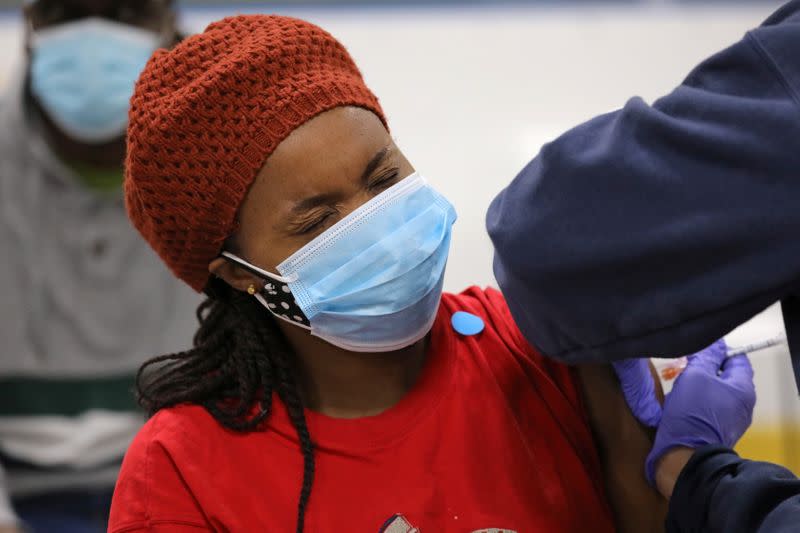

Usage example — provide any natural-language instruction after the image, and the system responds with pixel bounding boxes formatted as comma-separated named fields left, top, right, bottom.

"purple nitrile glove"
left=613, top=358, right=663, bottom=427
left=644, top=339, right=756, bottom=485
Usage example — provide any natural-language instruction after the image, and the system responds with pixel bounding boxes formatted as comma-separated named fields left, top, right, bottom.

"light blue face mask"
left=223, top=172, right=458, bottom=353
left=29, top=17, right=160, bottom=143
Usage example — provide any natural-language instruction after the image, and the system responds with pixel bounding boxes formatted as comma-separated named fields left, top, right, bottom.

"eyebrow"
left=288, top=146, right=392, bottom=216
left=359, top=146, right=391, bottom=186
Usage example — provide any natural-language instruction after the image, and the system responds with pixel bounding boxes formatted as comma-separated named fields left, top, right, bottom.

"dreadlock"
left=136, top=277, right=315, bottom=533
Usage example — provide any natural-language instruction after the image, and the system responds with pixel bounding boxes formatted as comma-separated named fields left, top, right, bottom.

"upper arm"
left=575, top=363, right=668, bottom=533
left=487, top=27, right=800, bottom=366
left=109, top=416, right=210, bottom=533
left=479, top=287, right=668, bottom=526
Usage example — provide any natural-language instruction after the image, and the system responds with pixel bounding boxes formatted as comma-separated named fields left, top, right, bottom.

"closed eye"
left=291, top=209, right=337, bottom=235
left=367, top=169, right=400, bottom=193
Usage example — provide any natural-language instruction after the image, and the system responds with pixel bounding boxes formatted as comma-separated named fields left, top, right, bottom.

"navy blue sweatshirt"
left=669, top=446, right=800, bottom=532
left=487, top=1, right=800, bottom=366
left=487, top=2, right=800, bottom=531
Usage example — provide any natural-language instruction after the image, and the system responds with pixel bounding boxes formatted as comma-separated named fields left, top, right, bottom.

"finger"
left=721, top=354, right=755, bottom=382
left=688, top=340, right=727, bottom=373
left=613, top=359, right=662, bottom=427
left=713, top=338, right=729, bottom=353
left=635, top=394, right=663, bottom=427
left=628, top=365, right=662, bottom=424
left=722, top=354, right=757, bottom=410
left=612, top=359, right=638, bottom=376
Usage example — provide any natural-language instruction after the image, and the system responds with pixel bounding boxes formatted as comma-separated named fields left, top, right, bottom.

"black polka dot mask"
left=220, top=173, right=457, bottom=352
left=219, top=253, right=311, bottom=329
left=257, top=280, right=310, bottom=328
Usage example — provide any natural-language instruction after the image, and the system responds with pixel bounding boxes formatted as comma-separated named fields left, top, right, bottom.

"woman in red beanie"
left=109, top=14, right=664, bottom=533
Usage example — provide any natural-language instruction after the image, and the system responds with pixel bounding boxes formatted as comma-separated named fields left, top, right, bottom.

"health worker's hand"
left=612, top=358, right=662, bottom=427
left=646, top=340, right=756, bottom=486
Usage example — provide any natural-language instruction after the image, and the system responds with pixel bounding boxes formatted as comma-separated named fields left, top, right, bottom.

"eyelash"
left=297, top=215, right=330, bottom=235
left=295, top=170, right=400, bottom=235
left=368, top=169, right=399, bottom=192
left=297, top=213, right=333, bottom=235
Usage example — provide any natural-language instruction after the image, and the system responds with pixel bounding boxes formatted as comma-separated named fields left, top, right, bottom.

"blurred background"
left=0, top=0, right=797, bottom=529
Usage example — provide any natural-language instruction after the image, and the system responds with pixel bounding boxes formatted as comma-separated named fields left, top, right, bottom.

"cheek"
left=263, top=242, right=303, bottom=270
left=239, top=235, right=298, bottom=273
left=232, top=214, right=292, bottom=272
left=234, top=197, right=296, bottom=271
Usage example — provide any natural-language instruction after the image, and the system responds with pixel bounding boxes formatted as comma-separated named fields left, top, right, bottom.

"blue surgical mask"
left=223, top=172, right=457, bottom=353
left=29, top=17, right=160, bottom=143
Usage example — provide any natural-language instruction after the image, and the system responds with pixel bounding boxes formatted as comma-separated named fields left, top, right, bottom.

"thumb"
left=720, top=354, right=754, bottom=381
left=721, top=354, right=756, bottom=402
left=687, top=340, right=727, bottom=374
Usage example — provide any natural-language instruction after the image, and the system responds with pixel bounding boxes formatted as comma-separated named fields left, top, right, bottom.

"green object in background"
left=0, top=375, right=138, bottom=417
left=68, top=161, right=125, bottom=194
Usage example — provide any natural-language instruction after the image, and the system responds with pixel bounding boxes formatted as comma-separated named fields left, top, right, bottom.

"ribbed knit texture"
left=125, top=15, right=386, bottom=292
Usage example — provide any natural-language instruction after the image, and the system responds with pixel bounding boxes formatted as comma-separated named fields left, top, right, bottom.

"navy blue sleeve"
left=667, top=446, right=800, bottom=532
left=486, top=2, right=800, bottom=364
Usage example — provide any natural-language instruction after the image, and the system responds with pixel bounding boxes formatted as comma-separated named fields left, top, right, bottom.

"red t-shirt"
left=109, top=288, right=614, bottom=532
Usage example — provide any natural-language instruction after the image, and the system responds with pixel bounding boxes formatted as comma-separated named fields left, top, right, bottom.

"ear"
left=208, top=257, right=264, bottom=294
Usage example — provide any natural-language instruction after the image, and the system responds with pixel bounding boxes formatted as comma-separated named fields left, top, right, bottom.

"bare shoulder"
left=574, top=364, right=668, bottom=533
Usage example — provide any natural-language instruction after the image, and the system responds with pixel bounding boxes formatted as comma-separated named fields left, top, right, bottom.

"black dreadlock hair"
left=136, top=277, right=314, bottom=533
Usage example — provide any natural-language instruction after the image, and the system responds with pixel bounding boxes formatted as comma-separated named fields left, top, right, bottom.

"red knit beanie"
left=125, top=15, right=386, bottom=292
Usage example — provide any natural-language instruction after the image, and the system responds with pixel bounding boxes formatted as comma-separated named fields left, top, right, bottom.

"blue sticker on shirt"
left=451, top=311, right=485, bottom=336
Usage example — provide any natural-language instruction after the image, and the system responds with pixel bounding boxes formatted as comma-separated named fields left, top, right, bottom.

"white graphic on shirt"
left=378, top=514, right=517, bottom=533
left=380, top=515, right=419, bottom=533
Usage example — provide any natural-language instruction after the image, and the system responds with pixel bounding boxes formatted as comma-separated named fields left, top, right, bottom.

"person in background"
left=0, top=1, right=195, bottom=532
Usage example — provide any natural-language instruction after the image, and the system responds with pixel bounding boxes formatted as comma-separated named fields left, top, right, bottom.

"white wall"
left=0, top=3, right=785, bottom=292
left=1, top=2, right=796, bottom=443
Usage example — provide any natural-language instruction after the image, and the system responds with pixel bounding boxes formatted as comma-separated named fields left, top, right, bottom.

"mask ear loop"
left=220, top=252, right=310, bottom=331
left=220, top=251, right=297, bottom=284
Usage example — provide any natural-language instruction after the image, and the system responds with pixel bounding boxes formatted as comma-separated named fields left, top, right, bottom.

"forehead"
left=253, top=107, right=391, bottom=202
left=232, top=107, right=393, bottom=244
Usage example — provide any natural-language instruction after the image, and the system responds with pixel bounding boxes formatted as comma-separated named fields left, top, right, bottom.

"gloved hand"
left=644, top=339, right=756, bottom=485
left=612, top=358, right=662, bottom=427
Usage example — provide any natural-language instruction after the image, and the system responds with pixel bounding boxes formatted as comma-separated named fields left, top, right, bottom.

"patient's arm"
left=575, top=363, right=668, bottom=533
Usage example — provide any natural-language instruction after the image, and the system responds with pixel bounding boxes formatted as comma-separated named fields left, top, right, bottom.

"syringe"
left=725, top=334, right=788, bottom=358
left=654, top=334, right=789, bottom=385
